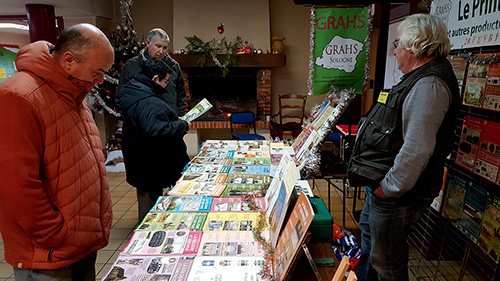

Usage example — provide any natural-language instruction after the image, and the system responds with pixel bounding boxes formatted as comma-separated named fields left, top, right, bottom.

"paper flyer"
left=197, top=231, right=270, bottom=257
left=152, top=196, right=213, bottom=212
left=137, top=212, right=208, bottom=231
left=169, top=181, right=226, bottom=197
left=122, top=230, right=202, bottom=256
left=101, top=255, right=194, bottom=281
left=187, top=256, right=265, bottom=281
left=182, top=98, right=213, bottom=122
left=210, top=197, right=267, bottom=212
left=203, top=212, right=264, bottom=232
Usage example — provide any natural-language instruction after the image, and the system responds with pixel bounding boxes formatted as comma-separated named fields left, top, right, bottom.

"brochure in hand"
left=182, top=98, right=213, bottom=122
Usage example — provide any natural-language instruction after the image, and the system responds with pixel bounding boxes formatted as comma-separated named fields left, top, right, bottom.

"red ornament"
left=94, top=101, right=99, bottom=106
left=217, top=23, right=224, bottom=34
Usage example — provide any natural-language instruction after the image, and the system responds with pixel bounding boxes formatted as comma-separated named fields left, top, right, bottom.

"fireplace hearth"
left=172, top=53, right=285, bottom=122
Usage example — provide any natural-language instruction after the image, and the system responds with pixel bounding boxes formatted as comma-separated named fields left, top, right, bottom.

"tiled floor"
left=0, top=172, right=361, bottom=280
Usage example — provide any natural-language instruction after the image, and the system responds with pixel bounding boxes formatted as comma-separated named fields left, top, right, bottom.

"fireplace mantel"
left=171, top=54, right=285, bottom=68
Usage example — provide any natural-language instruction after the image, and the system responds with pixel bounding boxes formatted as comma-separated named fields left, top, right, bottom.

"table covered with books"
left=101, top=90, right=357, bottom=281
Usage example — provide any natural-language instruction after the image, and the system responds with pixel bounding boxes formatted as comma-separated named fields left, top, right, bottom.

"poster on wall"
left=430, top=0, right=500, bottom=50
left=463, top=53, right=500, bottom=111
left=0, top=47, right=19, bottom=83
left=309, top=6, right=371, bottom=95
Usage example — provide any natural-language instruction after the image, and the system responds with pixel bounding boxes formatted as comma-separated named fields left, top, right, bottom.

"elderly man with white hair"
left=348, top=14, right=460, bottom=281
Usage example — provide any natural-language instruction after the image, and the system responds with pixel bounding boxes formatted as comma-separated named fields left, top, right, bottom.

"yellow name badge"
left=377, top=91, right=389, bottom=104
left=0, top=69, right=6, bottom=79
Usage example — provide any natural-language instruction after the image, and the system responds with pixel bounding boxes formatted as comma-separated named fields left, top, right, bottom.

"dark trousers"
left=136, top=188, right=164, bottom=222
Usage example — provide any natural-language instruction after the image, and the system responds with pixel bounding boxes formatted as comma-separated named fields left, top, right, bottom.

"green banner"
left=310, top=7, right=369, bottom=95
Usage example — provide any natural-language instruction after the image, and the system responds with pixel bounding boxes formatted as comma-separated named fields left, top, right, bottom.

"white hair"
left=398, top=13, right=451, bottom=58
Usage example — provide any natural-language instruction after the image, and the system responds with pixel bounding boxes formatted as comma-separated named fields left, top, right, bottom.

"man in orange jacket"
left=0, top=23, right=113, bottom=280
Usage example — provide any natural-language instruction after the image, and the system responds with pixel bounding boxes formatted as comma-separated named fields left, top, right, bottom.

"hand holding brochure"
left=182, top=98, right=213, bottom=122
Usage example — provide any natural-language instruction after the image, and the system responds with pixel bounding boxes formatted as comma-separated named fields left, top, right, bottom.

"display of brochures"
left=479, top=194, right=500, bottom=263
left=197, top=231, right=270, bottom=257
left=196, top=150, right=235, bottom=158
left=220, top=184, right=263, bottom=197
left=229, top=165, right=270, bottom=175
left=190, top=157, right=233, bottom=165
left=182, top=98, right=213, bottom=122
left=101, top=255, right=194, bottom=281
left=210, top=197, right=266, bottom=212
left=187, top=256, right=265, bottom=281
left=169, top=181, right=226, bottom=197
left=184, top=163, right=231, bottom=174
left=136, top=212, right=208, bottom=231
left=225, top=174, right=271, bottom=185
left=152, top=196, right=213, bottom=212
left=232, top=157, right=271, bottom=166
left=203, top=212, right=263, bottom=232
left=122, top=230, right=202, bottom=256
left=177, top=172, right=227, bottom=183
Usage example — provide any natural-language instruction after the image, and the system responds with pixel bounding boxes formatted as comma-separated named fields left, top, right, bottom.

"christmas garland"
left=184, top=35, right=248, bottom=76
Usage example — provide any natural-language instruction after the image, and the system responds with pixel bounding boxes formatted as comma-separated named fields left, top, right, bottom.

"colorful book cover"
left=220, top=184, right=264, bottom=197
left=101, top=255, right=194, bottom=281
left=232, top=158, right=271, bottom=166
left=169, top=181, right=226, bottom=197
left=273, top=193, right=315, bottom=281
left=185, top=163, right=231, bottom=174
left=455, top=115, right=482, bottom=171
left=229, top=165, right=271, bottom=175
left=187, top=256, right=265, bottom=281
left=225, top=174, right=271, bottom=185
left=457, top=180, right=489, bottom=243
left=268, top=181, right=289, bottom=247
left=122, top=230, right=202, bottom=256
left=478, top=194, right=500, bottom=263
left=473, top=119, right=500, bottom=184
left=190, top=157, right=233, bottom=165
left=234, top=150, right=270, bottom=158
left=210, top=197, right=267, bottom=212
left=197, top=231, right=270, bottom=257
left=197, top=150, right=235, bottom=158
left=152, top=196, right=213, bottom=212
left=177, top=173, right=227, bottom=183
left=203, top=212, right=264, bottom=232
left=136, top=212, right=208, bottom=231
left=463, top=61, right=488, bottom=107
left=441, top=171, right=467, bottom=226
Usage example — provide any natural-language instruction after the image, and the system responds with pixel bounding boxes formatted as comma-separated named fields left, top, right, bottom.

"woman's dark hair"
left=141, top=58, right=173, bottom=81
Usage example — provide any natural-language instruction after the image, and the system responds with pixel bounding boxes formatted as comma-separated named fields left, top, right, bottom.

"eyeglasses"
left=393, top=39, right=400, bottom=49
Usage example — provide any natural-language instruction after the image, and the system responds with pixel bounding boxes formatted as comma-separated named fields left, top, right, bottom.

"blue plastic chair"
left=230, top=112, right=265, bottom=140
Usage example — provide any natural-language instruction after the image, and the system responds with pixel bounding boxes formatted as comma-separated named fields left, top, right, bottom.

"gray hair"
left=147, top=28, right=170, bottom=43
left=53, top=23, right=110, bottom=62
left=397, top=14, right=450, bottom=58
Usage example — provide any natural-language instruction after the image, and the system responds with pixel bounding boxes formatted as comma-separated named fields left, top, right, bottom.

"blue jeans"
left=356, top=186, right=432, bottom=281
left=13, top=251, right=97, bottom=281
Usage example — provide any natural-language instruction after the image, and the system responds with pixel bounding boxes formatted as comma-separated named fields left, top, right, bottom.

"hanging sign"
left=309, top=6, right=370, bottom=96
left=431, top=0, right=500, bottom=50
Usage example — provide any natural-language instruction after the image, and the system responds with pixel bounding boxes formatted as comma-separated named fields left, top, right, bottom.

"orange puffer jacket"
left=0, top=41, right=112, bottom=269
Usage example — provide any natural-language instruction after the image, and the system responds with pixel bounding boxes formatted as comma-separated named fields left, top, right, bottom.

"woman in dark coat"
left=120, top=58, right=190, bottom=221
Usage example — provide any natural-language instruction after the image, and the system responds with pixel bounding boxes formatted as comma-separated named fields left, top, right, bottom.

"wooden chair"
left=270, top=93, right=307, bottom=139
left=331, top=256, right=357, bottom=281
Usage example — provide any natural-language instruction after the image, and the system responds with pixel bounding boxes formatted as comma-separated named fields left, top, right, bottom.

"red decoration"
left=217, top=23, right=224, bottom=34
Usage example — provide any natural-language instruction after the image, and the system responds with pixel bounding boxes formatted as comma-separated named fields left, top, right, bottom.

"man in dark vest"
left=348, top=14, right=460, bottom=281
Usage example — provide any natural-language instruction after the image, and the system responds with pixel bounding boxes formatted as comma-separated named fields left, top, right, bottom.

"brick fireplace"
left=172, top=53, right=285, bottom=129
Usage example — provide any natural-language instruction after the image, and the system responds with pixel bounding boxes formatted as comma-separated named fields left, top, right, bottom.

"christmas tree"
left=88, top=0, right=144, bottom=117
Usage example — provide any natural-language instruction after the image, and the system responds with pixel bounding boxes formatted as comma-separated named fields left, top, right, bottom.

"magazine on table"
left=136, top=212, right=208, bottom=231
left=182, top=98, right=213, bottom=122
left=101, top=255, right=194, bottom=281
left=187, top=256, right=265, bottom=281
left=203, top=212, right=264, bottom=232
left=122, top=230, right=202, bottom=256
left=197, top=230, right=270, bottom=257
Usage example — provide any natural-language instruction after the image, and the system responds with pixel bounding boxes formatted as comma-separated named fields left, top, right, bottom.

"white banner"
left=431, top=0, right=500, bottom=50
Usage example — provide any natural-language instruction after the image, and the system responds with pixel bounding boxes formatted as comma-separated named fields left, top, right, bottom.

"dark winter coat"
left=117, top=48, right=186, bottom=116
left=120, top=73, right=190, bottom=191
